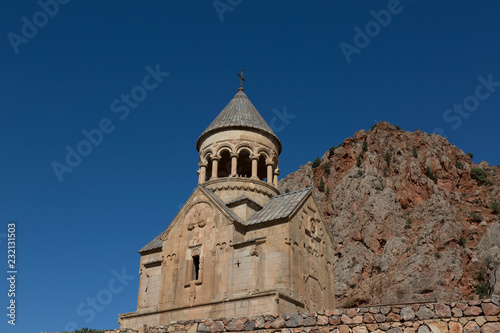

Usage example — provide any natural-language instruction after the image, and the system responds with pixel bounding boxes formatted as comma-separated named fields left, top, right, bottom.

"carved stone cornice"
left=204, top=178, right=280, bottom=198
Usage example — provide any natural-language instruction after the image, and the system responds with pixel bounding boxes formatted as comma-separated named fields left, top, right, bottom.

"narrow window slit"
left=192, top=255, right=200, bottom=280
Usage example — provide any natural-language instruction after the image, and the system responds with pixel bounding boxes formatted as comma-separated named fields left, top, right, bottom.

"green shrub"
left=469, top=211, right=482, bottom=223
left=328, top=146, right=336, bottom=155
left=326, top=187, right=330, bottom=195
left=385, top=151, right=391, bottom=167
left=362, top=141, right=368, bottom=153
left=343, top=299, right=356, bottom=308
left=323, top=162, right=331, bottom=174
left=456, top=160, right=464, bottom=169
left=312, top=157, right=321, bottom=168
left=285, top=188, right=290, bottom=193
left=405, top=218, right=412, bottom=230
left=370, top=123, right=378, bottom=131
left=426, top=166, right=438, bottom=183
left=318, top=177, right=325, bottom=192
left=471, top=168, right=487, bottom=183
left=356, top=153, right=363, bottom=167
left=475, top=283, right=489, bottom=299
left=459, top=236, right=467, bottom=246
left=467, top=152, right=474, bottom=159
left=412, top=147, right=418, bottom=158
left=395, top=124, right=401, bottom=131
left=492, top=202, right=499, bottom=214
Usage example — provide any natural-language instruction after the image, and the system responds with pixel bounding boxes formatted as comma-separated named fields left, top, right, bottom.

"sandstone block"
left=341, top=314, right=353, bottom=324
left=228, top=319, right=245, bottom=331
left=374, top=314, right=386, bottom=322
left=415, top=307, right=435, bottom=320
left=426, top=321, right=448, bottom=333
left=363, top=313, right=375, bottom=324
left=475, top=316, right=487, bottom=326
left=380, top=323, right=391, bottom=330
left=286, top=314, right=303, bottom=328
left=198, top=322, right=209, bottom=333
left=347, top=308, right=359, bottom=318
left=380, top=306, right=391, bottom=315
left=481, top=302, right=500, bottom=316
left=352, top=327, right=368, bottom=333
left=271, top=317, right=286, bottom=329
left=387, top=313, right=401, bottom=322
left=463, top=321, right=481, bottom=332
left=254, top=317, right=265, bottom=329
left=304, top=316, right=316, bottom=326
left=401, top=307, right=415, bottom=321
left=435, top=304, right=451, bottom=318
left=416, top=325, right=430, bottom=333
left=386, top=328, right=403, bottom=333
left=403, top=328, right=416, bottom=333
left=209, top=321, right=224, bottom=332
left=338, top=325, right=350, bottom=333
left=243, top=320, right=255, bottom=331
left=451, top=307, right=463, bottom=317
left=317, top=315, right=329, bottom=326
left=448, top=321, right=463, bottom=333
left=481, top=322, right=500, bottom=333
left=329, top=316, right=341, bottom=325
left=463, top=306, right=482, bottom=316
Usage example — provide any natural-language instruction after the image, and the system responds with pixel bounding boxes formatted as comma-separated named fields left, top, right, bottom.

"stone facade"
left=118, top=88, right=336, bottom=329
left=95, top=299, right=499, bottom=333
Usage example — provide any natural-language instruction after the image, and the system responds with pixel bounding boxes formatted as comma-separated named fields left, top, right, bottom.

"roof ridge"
left=272, top=187, right=311, bottom=199
left=225, top=195, right=263, bottom=209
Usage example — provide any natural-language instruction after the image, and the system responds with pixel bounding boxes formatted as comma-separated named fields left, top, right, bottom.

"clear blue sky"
left=1, top=1, right=499, bottom=332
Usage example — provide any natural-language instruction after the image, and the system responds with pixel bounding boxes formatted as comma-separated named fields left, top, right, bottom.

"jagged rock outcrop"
left=279, top=122, right=500, bottom=306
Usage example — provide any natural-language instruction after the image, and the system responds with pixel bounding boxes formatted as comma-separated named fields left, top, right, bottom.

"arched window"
left=217, top=150, right=231, bottom=178
left=237, top=149, right=252, bottom=178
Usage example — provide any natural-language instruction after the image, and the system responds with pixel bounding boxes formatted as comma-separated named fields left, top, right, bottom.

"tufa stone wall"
left=97, top=299, right=500, bottom=333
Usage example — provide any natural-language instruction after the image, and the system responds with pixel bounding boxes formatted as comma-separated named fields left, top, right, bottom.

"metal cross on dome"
left=237, top=69, right=246, bottom=88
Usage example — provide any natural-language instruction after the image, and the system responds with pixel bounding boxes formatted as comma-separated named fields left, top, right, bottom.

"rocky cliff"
left=279, top=122, right=500, bottom=307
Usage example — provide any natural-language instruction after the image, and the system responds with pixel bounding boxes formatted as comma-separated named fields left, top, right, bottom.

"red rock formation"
left=279, top=122, right=500, bottom=306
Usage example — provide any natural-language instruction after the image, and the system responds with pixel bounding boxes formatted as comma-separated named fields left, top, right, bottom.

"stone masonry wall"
left=49, top=299, right=500, bottom=333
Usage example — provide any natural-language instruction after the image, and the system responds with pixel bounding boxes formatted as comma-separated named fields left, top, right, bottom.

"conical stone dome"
left=196, top=88, right=281, bottom=153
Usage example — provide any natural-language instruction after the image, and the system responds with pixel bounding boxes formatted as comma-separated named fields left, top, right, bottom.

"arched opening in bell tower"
left=237, top=149, right=252, bottom=178
left=217, top=150, right=232, bottom=178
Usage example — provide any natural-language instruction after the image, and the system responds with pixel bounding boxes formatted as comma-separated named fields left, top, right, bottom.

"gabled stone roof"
left=246, top=188, right=311, bottom=225
left=139, top=187, right=312, bottom=253
left=200, top=186, right=244, bottom=224
left=138, top=186, right=244, bottom=253
left=138, top=233, right=164, bottom=253
left=196, top=88, right=281, bottom=153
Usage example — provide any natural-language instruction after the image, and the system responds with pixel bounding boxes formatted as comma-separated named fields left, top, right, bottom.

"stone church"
left=119, top=84, right=336, bottom=329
